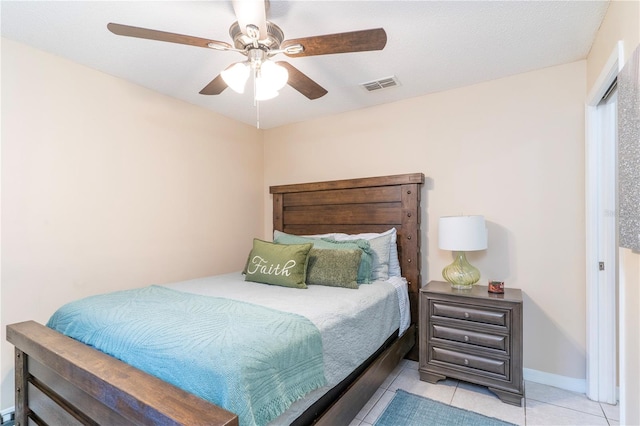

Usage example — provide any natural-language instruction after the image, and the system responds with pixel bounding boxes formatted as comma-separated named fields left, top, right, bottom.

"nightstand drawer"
left=431, top=346, right=508, bottom=378
left=431, top=301, right=508, bottom=327
left=432, top=324, right=508, bottom=352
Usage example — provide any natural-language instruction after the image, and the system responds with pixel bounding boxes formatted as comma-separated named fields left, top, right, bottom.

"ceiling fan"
left=107, top=0, right=387, bottom=101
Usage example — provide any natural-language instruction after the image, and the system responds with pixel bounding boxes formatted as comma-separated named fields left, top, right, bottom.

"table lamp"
left=438, top=215, right=488, bottom=289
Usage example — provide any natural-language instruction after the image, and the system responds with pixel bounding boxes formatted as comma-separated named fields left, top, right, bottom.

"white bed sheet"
left=161, top=272, right=409, bottom=424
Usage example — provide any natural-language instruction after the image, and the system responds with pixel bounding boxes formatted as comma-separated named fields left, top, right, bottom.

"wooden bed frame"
left=7, top=173, right=424, bottom=426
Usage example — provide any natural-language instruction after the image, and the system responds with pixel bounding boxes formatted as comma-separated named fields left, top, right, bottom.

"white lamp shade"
left=438, top=215, right=488, bottom=251
left=221, top=62, right=250, bottom=93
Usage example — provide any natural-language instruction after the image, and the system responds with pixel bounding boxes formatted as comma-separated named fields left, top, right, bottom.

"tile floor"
left=350, top=360, right=620, bottom=426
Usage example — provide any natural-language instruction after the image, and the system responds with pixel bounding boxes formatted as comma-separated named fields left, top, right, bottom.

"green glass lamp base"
left=442, top=251, right=481, bottom=289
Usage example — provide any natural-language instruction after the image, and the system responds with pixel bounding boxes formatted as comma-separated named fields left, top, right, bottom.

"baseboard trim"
left=524, top=368, right=586, bottom=394
left=0, top=407, right=15, bottom=423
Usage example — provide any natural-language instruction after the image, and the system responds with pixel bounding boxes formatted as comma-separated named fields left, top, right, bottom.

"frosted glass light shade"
left=255, top=78, right=279, bottom=101
left=222, top=60, right=287, bottom=100
left=438, top=215, right=488, bottom=251
left=221, top=62, right=250, bottom=93
left=260, top=61, right=288, bottom=91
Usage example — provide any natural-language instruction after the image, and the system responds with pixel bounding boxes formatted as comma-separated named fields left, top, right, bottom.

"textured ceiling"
left=1, top=1, right=610, bottom=129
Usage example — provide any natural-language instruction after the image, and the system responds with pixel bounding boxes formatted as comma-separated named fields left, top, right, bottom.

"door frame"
left=585, top=40, right=624, bottom=404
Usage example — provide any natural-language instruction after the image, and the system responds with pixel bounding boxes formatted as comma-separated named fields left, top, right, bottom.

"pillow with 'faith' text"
left=244, top=239, right=313, bottom=289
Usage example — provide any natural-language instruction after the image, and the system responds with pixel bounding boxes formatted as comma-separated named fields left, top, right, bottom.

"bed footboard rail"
left=7, top=320, right=238, bottom=426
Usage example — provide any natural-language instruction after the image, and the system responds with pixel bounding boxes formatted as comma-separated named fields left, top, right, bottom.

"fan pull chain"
left=252, top=66, right=261, bottom=128
left=256, top=101, right=261, bottom=129
left=253, top=66, right=258, bottom=108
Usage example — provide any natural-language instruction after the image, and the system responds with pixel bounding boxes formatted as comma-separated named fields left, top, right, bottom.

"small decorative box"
left=488, top=281, right=505, bottom=294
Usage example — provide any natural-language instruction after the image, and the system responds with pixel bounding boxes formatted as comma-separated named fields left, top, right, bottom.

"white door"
left=585, top=41, right=623, bottom=405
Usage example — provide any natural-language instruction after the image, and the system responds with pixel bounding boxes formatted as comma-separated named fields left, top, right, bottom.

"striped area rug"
left=375, top=390, right=517, bottom=426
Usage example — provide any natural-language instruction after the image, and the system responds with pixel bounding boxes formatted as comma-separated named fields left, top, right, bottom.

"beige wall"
left=587, top=0, right=640, bottom=91
left=264, top=61, right=588, bottom=380
left=586, top=1, right=640, bottom=423
left=0, top=39, right=264, bottom=408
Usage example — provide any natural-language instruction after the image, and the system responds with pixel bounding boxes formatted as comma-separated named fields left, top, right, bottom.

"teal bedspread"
left=47, top=285, right=326, bottom=426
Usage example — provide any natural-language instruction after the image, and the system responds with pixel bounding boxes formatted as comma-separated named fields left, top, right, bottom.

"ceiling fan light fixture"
left=255, top=84, right=279, bottom=101
left=260, top=61, right=288, bottom=91
left=255, top=70, right=280, bottom=101
left=108, top=18, right=388, bottom=106
left=221, top=62, right=250, bottom=93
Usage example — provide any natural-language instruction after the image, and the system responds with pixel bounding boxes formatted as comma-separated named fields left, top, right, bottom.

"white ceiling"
left=1, top=1, right=610, bottom=129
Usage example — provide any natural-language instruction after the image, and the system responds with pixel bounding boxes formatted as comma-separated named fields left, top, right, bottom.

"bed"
left=7, top=172, right=424, bottom=426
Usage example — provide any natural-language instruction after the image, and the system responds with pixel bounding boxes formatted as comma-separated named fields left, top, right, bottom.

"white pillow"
left=332, top=228, right=401, bottom=278
left=302, top=233, right=336, bottom=239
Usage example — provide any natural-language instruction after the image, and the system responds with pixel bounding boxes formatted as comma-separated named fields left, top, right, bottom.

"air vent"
left=361, top=76, right=400, bottom=92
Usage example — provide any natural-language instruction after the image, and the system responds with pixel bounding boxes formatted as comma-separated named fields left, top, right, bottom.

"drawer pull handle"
left=464, top=335, right=470, bottom=342
left=464, top=359, right=469, bottom=365
left=464, top=312, right=470, bottom=318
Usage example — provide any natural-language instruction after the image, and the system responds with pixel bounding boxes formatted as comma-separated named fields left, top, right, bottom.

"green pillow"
left=322, top=234, right=391, bottom=281
left=244, top=239, right=313, bottom=289
left=307, top=248, right=362, bottom=289
left=273, top=230, right=373, bottom=283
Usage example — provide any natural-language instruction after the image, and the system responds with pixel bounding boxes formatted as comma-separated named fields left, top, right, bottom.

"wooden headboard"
left=270, top=173, right=425, bottom=327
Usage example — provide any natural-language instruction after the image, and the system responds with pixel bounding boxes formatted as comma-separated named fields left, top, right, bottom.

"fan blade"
left=281, top=28, right=386, bottom=58
left=276, top=61, right=327, bottom=100
left=232, top=0, right=268, bottom=39
left=107, top=23, right=232, bottom=50
left=199, top=74, right=228, bottom=95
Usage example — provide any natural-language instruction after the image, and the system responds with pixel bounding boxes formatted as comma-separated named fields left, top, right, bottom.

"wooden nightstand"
left=419, top=281, right=524, bottom=406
